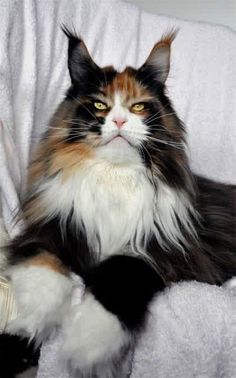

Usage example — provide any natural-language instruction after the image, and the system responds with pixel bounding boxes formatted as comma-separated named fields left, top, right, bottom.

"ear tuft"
left=61, top=24, right=79, bottom=42
left=141, top=28, right=178, bottom=84
left=62, top=25, right=98, bottom=84
left=157, top=28, right=178, bottom=48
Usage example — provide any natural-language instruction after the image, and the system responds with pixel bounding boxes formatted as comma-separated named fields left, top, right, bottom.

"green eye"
left=131, top=103, right=145, bottom=112
left=94, top=102, right=107, bottom=110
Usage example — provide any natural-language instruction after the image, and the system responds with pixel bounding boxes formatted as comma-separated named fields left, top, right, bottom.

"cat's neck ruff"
left=39, top=156, right=196, bottom=259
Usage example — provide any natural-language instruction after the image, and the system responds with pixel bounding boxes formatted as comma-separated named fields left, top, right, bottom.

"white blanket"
left=0, top=0, right=235, bottom=377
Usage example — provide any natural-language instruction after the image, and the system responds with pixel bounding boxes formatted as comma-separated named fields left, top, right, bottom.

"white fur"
left=6, top=265, right=73, bottom=340
left=155, top=179, right=198, bottom=251
left=60, top=292, right=130, bottom=374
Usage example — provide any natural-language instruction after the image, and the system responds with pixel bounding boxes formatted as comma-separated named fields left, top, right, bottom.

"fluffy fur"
left=61, top=291, right=130, bottom=377
left=1, top=28, right=235, bottom=377
left=6, top=265, right=73, bottom=340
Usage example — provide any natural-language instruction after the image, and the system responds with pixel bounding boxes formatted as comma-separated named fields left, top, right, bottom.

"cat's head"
left=44, top=28, right=189, bottom=189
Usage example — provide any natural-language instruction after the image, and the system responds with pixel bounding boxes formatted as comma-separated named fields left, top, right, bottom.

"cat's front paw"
left=6, top=265, right=73, bottom=340
left=61, top=292, right=132, bottom=377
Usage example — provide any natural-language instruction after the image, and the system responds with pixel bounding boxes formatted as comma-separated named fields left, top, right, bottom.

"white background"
left=126, top=0, right=236, bottom=30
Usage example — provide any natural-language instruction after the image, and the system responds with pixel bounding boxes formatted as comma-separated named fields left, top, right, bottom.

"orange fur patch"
left=157, top=29, right=177, bottom=48
left=49, top=141, right=94, bottom=180
left=28, top=100, right=96, bottom=187
left=104, top=69, right=152, bottom=104
left=23, top=197, right=46, bottom=224
left=24, top=251, right=69, bottom=275
left=28, top=101, right=78, bottom=187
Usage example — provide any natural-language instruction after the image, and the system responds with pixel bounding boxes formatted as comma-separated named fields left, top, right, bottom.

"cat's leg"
left=5, top=251, right=73, bottom=341
left=61, top=255, right=165, bottom=377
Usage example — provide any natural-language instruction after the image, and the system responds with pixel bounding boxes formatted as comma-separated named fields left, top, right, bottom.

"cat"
left=1, top=28, right=235, bottom=377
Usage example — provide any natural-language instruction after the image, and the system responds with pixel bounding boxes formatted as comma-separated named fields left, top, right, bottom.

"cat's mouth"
left=107, top=136, right=130, bottom=145
left=100, top=129, right=142, bottom=149
left=102, top=133, right=132, bottom=147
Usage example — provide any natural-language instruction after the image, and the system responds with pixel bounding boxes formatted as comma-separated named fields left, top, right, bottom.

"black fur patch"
left=195, top=176, right=236, bottom=282
left=84, top=255, right=165, bottom=330
left=9, top=215, right=95, bottom=275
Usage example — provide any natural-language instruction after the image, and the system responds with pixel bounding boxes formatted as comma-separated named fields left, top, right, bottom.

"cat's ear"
left=140, top=30, right=177, bottom=84
left=62, top=26, right=99, bottom=84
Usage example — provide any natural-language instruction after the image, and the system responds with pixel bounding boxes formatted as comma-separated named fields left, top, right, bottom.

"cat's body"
left=1, top=29, right=235, bottom=377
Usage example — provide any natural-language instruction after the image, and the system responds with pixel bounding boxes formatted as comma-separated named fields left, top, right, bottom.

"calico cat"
left=1, top=28, right=235, bottom=377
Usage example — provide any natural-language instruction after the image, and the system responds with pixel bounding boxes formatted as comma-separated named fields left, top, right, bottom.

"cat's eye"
left=94, top=102, right=107, bottom=110
left=131, top=103, right=145, bottom=112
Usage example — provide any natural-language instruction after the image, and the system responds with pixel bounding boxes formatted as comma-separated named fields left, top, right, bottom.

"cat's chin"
left=96, top=136, right=141, bottom=165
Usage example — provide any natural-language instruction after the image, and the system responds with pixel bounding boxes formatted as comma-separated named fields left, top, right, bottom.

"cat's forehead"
left=102, top=68, right=151, bottom=103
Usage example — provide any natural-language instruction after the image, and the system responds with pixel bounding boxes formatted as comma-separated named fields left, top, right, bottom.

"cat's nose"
left=112, top=117, right=127, bottom=128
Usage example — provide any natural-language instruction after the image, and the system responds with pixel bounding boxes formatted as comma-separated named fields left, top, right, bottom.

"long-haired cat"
left=1, top=28, right=235, bottom=377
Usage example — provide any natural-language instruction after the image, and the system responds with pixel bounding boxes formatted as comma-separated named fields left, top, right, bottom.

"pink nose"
left=113, top=117, right=127, bottom=128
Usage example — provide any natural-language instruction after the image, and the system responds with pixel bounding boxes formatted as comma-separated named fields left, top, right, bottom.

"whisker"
left=144, top=142, right=162, bottom=154
left=146, top=136, right=184, bottom=150
left=145, top=99, right=177, bottom=123
left=145, top=112, right=176, bottom=125
left=145, top=109, right=163, bottom=124
left=152, top=139, right=183, bottom=148
left=146, top=126, right=183, bottom=138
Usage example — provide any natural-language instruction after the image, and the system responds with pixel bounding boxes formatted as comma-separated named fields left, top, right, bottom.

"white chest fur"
left=39, top=155, right=197, bottom=259
left=40, top=159, right=156, bottom=258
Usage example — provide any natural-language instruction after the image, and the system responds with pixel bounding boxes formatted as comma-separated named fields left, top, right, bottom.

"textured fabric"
left=131, top=282, right=236, bottom=378
left=0, top=276, right=18, bottom=332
